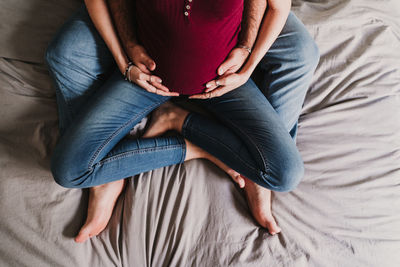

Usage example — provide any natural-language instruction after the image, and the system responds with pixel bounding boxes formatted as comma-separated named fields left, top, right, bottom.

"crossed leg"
left=143, top=101, right=283, bottom=234
left=142, top=12, right=320, bottom=234
left=46, top=7, right=319, bottom=242
left=247, top=12, right=319, bottom=232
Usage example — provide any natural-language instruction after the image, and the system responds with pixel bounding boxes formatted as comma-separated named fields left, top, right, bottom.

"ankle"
left=184, top=139, right=208, bottom=161
left=171, top=109, right=189, bottom=133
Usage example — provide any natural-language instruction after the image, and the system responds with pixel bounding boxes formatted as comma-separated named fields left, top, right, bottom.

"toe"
left=264, top=218, right=281, bottom=235
left=226, top=170, right=245, bottom=188
left=75, top=228, right=91, bottom=243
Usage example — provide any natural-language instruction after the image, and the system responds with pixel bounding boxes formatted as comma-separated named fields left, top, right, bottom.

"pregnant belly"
left=135, top=1, right=243, bottom=95
left=148, top=40, right=237, bottom=95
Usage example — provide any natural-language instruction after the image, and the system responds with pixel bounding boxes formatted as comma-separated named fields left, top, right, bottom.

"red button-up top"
left=136, top=0, right=243, bottom=95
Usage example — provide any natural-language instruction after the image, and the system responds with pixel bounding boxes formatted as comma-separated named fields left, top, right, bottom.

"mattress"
left=1, top=0, right=399, bottom=266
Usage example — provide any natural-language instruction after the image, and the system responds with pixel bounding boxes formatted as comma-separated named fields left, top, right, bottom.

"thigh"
left=194, top=79, right=300, bottom=172
left=252, top=12, right=320, bottom=138
left=46, top=5, right=116, bottom=132
left=53, top=71, right=171, bottom=176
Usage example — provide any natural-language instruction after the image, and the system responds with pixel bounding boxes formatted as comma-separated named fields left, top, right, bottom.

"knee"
left=50, top=146, right=88, bottom=189
left=274, top=158, right=304, bottom=192
left=45, top=22, right=83, bottom=72
left=45, top=42, right=56, bottom=70
left=293, top=30, right=320, bottom=73
left=45, top=36, right=65, bottom=71
left=258, top=151, right=305, bottom=192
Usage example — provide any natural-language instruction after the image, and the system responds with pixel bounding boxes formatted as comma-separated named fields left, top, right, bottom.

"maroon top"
left=135, top=0, right=243, bottom=95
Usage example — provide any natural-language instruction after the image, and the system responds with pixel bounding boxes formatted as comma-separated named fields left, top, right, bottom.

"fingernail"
left=219, top=68, right=224, bottom=75
left=206, top=83, right=211, bottom=88
left=158, top=79, right=162, bottom=83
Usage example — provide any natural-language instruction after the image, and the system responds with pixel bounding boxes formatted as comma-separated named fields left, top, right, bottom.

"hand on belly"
left=125, top=44, right=179, bottom=97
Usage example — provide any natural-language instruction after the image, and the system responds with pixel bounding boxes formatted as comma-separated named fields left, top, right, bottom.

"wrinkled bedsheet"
left=1, top=0, right=399, bottom=266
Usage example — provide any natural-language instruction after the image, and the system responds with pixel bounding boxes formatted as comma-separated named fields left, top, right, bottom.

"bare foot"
left=75, top=179, right=126, bottom=243
left=142, top=103, right=245, bottom=184
left=186, top=140, right=279, bottom=234
left=183, top=139, right=245, bottom=187
left=242, top=177, right=281, bottom=235
left=142, top=101, right=188, bottom=138
left=204, top=152, right=245, bottom=188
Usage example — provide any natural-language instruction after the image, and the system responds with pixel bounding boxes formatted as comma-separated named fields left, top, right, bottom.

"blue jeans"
left=45, top=7, right=319, bottom=192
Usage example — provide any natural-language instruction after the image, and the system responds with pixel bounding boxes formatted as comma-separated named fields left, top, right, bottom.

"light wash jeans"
left=45, top=6, right=319, bottom=192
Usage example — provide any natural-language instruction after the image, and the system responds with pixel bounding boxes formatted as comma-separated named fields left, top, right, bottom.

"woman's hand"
left=189, top=47, right=250, bottom=99
left=126, top=44, right=179, bottom=96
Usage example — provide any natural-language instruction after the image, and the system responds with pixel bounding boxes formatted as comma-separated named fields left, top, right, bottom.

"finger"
left=188, top=92, right=211, bottom=99
left=204, top=81, right=218, bottom=92
left=137, top=80, right=179, bottom=96
left=189, top=87, right=224, bottom=99
left=148, top=75, right=174, bottom=93
left=144, top=58, right=156, bottom=71
left=129, top=65, right=146, bottom=81
left=205, top=79, right=225, bottom=93
left=154, top=89, right=179, bottom=96
left=137, top=51, right=156, bottom=71
left=217, top=54, right=236, bottom=76
left=150, top=80, right=174, bottom=93
left=210, top=79, right=224, bottom=92
left=207, top=86, right=233, bottom=98
left=207, top=88, right=224, bottom=98
left=149, top=75, right=163, bottom=84
left=137, top=72, right=151, bottom=82
left=136, top=79, right=156, bottom=92
left=149, top=81, right=169, bottom=92
left=216, top=76, right=228, bottom=86
left=131, top=69, right=177, bottom=95
left=136, top=63, right=151, bottom=74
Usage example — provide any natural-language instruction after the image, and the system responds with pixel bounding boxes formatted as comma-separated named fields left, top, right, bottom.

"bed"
left=1, top=0, right=399, bottom=266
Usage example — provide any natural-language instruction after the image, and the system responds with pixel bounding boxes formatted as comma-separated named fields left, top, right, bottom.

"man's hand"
left=217, top=47, right=250, bottom=77
left=189, top=48, right=250, bottom=99
left=127, top=44, right=179, bottom=96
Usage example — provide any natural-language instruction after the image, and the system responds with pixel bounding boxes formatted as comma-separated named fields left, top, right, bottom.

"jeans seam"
left=88, top=98, right=168, bottom=169
left=183, top=115, right=259, bottom=173
left=96, top=144, right=184, bottom=166
left=178, top=136, right=186, bottom=163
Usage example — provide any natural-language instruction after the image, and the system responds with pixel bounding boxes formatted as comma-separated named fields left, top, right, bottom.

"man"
left=46, top=0, right=319, bottom=243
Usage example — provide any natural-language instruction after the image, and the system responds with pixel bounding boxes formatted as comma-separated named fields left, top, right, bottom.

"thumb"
left=218, top=54, right=236, bottom=76
left=138, top=51, right=156, bottom=72
left=145, top=58, right=156, bottom=71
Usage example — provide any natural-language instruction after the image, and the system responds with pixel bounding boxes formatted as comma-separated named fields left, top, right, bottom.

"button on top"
left=184, top=0, right=192, bottom=18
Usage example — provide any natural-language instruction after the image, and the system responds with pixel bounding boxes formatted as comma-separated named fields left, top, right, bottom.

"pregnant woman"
left=46, top=0, right=319, bottom=243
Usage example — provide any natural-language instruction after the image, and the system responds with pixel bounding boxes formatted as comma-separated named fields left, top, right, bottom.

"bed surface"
left=1, top=0, right=400, bottom=266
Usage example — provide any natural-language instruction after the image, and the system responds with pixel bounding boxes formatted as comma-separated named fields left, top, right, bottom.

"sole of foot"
left=74, top=179, right=126, bottom=243
left=142, top=101, right=188, bottom=138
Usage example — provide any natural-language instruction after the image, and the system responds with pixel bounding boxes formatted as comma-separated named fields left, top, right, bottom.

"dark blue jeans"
left=46, top=7, right=319, bottom=192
